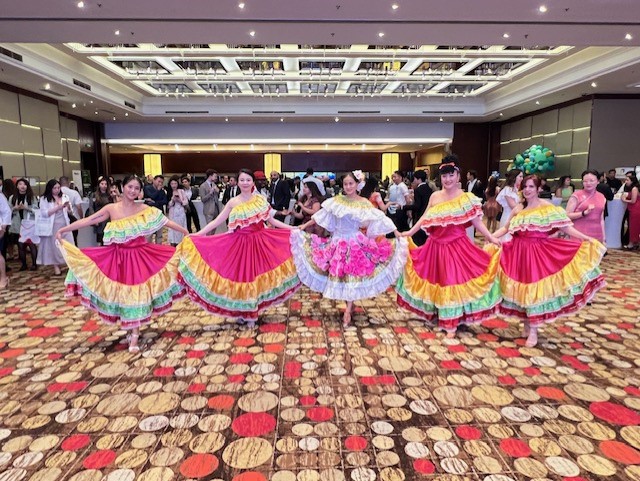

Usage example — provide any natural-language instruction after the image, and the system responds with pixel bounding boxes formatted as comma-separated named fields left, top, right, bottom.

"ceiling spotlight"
left=114, top=29, right=120, bottom=36
left=535, top=100, right=540, bottom=105
left=249, top=31, right=256, bottom=37
left=225, top=117, right=229, bottom=122
left=591, top=82, right=598, bottom=88
left=499, top=112, right=504, bottom=116
left=171, top=118, right=175, bottom=122
left=439, top=117, right=443, bottom=122
left=386, top=118, right=390, bottom=122
left=94, top=111, right=98, bottom=115
left=378, top=32, right=385, bottom=38
left=77, top=1, right=85, bottom=8
left=112, top=116, right=116, bottom=121
left=71, top=103, right=76, bottom=108
left=238, top=2, right=245, bottom=8
left=280, top=118, right=284, bottom=122
left=44, top=83, right=51, bottom=90
left=392, top=3, right=399, bottom=9
left=538, top=5, right=547, bottom=13
left=90, top=100, right=93, bottom=104
left=125, top=112, right=128, bottom=117
left=502, top=33, right=510, bottom=39
left=625, top=33, right=633, bottom=40
left=334, top=117, right=340, bottom=122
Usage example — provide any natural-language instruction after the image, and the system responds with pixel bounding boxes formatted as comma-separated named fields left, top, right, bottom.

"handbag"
left=35, top=210, right=55, bottom=237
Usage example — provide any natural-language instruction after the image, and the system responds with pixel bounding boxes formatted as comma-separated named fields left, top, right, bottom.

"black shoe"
left=19, top=264, right=27, bottom=272
left=30, top=265, right=37, bottom=271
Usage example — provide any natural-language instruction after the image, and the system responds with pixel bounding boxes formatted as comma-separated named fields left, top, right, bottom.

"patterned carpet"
left=0, top=249, right=639, bottom=481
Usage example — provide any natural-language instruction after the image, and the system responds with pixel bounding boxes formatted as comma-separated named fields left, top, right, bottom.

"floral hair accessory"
left=352, top=170, right=365, bottom=181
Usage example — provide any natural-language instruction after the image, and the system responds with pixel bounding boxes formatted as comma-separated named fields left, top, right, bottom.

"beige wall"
left=499, top=100, right=592, bottom=181
left=416, top=145, right=446, bottom=178
left=0, top=87, right=80, bottom=194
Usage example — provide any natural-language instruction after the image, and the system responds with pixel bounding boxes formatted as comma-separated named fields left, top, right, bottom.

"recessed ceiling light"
left=378, top=32, right=385, bottom=38
left=535, top=100, right=540, bottom=105
left=499, top=112, right=504, bottom=116
left=538, top=5, right=547, bottom=13
left=77, top=1, right=85, bottom=8
left=124, top=112, right=128, bottom=117
left=94, top=111, right=98, bottom=115
left=249, top=31, right=255, bottom=37
left=392, top=3, right=399, bottom=9
left=502, top=33, right=510, bottom=39
left=112, top=116, right=116, bottom=121
left=626, top=33, right=633, bottom=40
left=171, top=118, right=175, bottom=122
left=439, top=117, right=443, bottom=122
left=280, top=118, right=284, bottom=122
left=334, top=117, right=339, bottom=122
left=238, top=2, right=245, bottom=8
left=114, top=29, right=120, bottom=36
left=225, top=117, right=229, bottom=122
left=386, top=118, right=390, bottom=122
left=71, top=103, right=76, bottom=108
left=44, top=83, right=51, bottom=90
left=591, top=82, right=598, bottom=88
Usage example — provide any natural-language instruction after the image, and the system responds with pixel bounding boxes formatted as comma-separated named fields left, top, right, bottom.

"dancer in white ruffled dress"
left=291, top=172, right=408, bottom=326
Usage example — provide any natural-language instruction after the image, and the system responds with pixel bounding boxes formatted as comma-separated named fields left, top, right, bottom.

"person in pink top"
left=565, top=169, right=606, bottom=243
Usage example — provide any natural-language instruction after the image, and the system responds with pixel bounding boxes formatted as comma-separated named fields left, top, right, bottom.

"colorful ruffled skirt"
left=177, top=224, right=300, bottom=320
left=498, top=232, right=606, bottom=324
left=396, top=226, right=501, bottom=331
left=291, top=230, right=408, bottom=301
left=59, top=238, right=184, bottom=329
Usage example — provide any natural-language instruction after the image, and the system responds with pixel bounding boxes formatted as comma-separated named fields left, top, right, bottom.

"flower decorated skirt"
left=498, top=234, right=606, bottom=325
left=396, top=227, right=501, bottom=331
left=59, top=238, right=184, bottom=329
left=177, top=225, right=300, bottom=320
left=291, top=230, right=408, bottom=301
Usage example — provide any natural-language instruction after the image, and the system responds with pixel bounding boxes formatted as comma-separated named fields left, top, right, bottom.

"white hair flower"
left=352, top=170, right=364, bottom=182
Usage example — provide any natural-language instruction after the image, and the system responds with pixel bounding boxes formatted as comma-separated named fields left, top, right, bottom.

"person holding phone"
left=37, top=179, right=74, bottom=275
left=166, top=175, right=188, bottom=246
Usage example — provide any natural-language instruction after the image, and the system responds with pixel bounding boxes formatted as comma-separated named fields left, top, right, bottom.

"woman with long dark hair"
left=9, top=178, right=38, bottom=271
left=37, top=179, right=74, bottom=275
left=496, top=169, right=523, bottom=241
left=92, top=177, right=112, bottom=245
left=177, top=169, right=300, bottom=327
left=494, top=174, right=605, bottom=347
left=622, top=173, right=640, bottom=250
left=360, top=176, right=391, bottom=212
left=290, top=178, right=326, bottom=236
left=56, top=174, right=189, bottom=352
left=396, top=156, right=502, bottom=338
left=555, top=175, right=575, bottom=208
left=565, top=169, right=607, bottom=243
left=292, top=171, right=407, bottom=327
left=483, top=176, right=501, bottom=233
left=166, top=175, right=188, bottom=246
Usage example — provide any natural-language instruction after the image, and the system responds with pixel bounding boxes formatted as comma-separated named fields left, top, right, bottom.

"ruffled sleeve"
left=313, top=196, right=395, bottom=236
left=228, top=195, right=270, bottom=230
left=508, top=204, right=572, bottom=234
left=103, top=208, right=168, bottom=244
left=422, top=192, right=483, bottom=228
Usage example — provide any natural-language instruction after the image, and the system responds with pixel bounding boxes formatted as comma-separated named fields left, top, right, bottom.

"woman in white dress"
left=37, top=179, right=74, bottom=275
left=166, top=175, right=188, bottom=246
left=496, top=169, right=523, bottom=241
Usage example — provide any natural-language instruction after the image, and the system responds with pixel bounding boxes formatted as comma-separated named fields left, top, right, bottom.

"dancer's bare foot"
left=445, top=331, right=456, bottom=339
left=525, top=328, right=538, bottom=347
left=342, top=310, right=352, bottom=327
left=128, top=332, right=140, bottom=353
left=523, top=321, right=530, bottom=338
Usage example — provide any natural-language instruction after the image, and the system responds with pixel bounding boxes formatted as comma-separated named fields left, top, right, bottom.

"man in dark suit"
left=269, top=170, right=291, bottom=221
left=404, top=169, right=433, bottom=246
left=466, top=170, right=485, bottom=201
left=222, top=175, right=240, bottom=204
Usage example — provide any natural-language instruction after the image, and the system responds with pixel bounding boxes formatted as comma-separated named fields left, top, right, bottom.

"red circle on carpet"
left=231, top=413, right=277, bottom=437
left=82, top=450, right=116, bottom=469
left=62, top=434, right=91, bottom=451
left=299, top=396, right=317, bottom=406
left=153, top=367, right=174, bottom=377
left=413, top=459, right=436, bottom=474
left=495, top=347, right=521, bottom=358
left=344, top=436, right=367, bottom=451
left=482, top=319, right=509, bottom=329
left=307, top=407, right=334, bottom=422
left=590, top=402, right=640, bottom=426
left=179, top=454, right=219, bottom=478
left=500, top=438, right=531, bottom=457
left=208, top=395, right=235, bottom=410
left=232, top=472, right=267, bottom=481
left=599, top=440, right=640, bottom=464
left=537, top=386, right=566, bottom=400
left=28, top=327, right=60, bottom=338
left=229, top=353, right=253, bottom=364
left=0, top=348, right=25, bottom=359
left=455, top=425, right=482, bottom=440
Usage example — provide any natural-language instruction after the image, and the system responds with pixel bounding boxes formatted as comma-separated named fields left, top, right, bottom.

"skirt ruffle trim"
left=291, top=230, right=408, bottom=301
left=177, top=238, right=300, bottom=320
left=395, top=243, right=502, bottom=330
left=498, top=239, right=606, bottom=325
left=59, top=241, right=185, bottom=329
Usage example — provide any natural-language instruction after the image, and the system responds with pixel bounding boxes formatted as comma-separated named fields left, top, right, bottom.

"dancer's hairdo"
left=122, top=174, right=144, bottom=190
left=238, top=168, right=255, bottom=180
left=438, top=154, right=460, bottom=175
